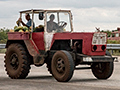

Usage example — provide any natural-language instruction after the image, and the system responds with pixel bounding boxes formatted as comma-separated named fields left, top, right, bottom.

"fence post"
left=111, top=50, right=113, bottom=55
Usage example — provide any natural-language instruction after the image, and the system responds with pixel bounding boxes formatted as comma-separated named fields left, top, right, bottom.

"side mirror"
left=39, top=12, right=44, bottom=20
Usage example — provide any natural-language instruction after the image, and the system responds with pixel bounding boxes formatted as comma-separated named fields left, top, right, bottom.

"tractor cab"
left=18, top=9, right=73, bottom=51
left=19, top=9, right=73, bottom=33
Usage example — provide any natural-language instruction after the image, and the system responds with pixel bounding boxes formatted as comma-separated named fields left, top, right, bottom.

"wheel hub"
left=56, top=58, right=65, bottom=73
left=95, top=63, right=105, bottom=73
left=10, top=53, right=19, bottom=70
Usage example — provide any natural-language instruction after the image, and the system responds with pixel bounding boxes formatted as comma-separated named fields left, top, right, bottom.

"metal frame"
left=19, top=9, right=73, bottom=33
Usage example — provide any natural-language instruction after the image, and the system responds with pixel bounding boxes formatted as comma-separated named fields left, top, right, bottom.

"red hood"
left=51, top=32, right=106, bottom=56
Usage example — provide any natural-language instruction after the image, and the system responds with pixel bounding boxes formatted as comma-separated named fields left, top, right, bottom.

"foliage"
left=107, top=40, right=120, bottom=44
left=0, top=49, right=6, bottom=53
left=101, top=30, right=111, bottom=37
left=101, top=30, right=120, bottom=44
left=0, top=28, right=9, bottom=43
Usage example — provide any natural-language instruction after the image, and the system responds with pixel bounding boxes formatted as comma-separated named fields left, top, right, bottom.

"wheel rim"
left=94, top=63, right=105, bottom=73
left=56, top=58, right=65, bottom=73
left=10, top=53, right=19, bottom=70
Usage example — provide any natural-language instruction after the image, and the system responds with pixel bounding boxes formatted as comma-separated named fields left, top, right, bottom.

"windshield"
left=46, top=12, right=71, bottom=33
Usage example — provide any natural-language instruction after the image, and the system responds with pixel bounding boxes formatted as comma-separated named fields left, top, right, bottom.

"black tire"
left=45, top=53, right=53, bottom=74
left=46, top=62, right=52, bottom=74
left=4, top=43, right=31, bottom=79
left=91, top=51, right=114, bottom=79
left=51, top=50, right=74, bottom=82
left=46, top=58, right=52, bottom=74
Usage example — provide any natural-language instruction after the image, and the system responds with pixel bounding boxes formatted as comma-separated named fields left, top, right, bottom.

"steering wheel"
left=58, top=21, right=67, bottom=28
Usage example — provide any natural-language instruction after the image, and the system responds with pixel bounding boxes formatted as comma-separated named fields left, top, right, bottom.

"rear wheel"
left=51, top=50, right=74, bottom=82
left=4, top=43, right=31, bottom=79
left=46, top=57, right=52, bottom=74
left=91, top=51, right=114, bottom=79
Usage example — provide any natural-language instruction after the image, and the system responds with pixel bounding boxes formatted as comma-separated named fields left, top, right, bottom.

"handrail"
left=0, top=44, right=6, bottom=49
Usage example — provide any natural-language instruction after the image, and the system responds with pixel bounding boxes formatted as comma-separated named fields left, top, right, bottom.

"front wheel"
left=91, top=51, right=113, bottom=79
left=51, top=50, right=74, bottom=82
left=91, top=62, right=113, bottom=79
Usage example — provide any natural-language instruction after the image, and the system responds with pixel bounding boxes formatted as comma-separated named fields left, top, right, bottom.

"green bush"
left=0, top=49, right=6, bottom=53
left=107, top=40, right=120, bottom=44
left=0, top=28, right=9, bottom=44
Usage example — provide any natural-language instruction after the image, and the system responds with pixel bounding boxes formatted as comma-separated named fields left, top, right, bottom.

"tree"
left=101, top=30, right=111, bottom=37
left=0, top=28, right=9, bottom=43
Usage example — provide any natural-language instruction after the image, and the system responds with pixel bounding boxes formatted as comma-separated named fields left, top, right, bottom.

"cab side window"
left=34, top=14, right=44, bottom=32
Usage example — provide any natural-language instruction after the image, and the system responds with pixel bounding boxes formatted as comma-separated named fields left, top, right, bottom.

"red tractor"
left=4, top=9, right=114, bottom=82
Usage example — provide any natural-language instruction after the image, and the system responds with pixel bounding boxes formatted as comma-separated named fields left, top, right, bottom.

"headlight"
left=92, top=33, right=107, bottom=45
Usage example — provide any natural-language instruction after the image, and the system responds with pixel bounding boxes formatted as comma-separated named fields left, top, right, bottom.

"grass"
left=107, top=40, right=120, bottom=55
left=107, top=40, right=120, bottom=44
left=0, top=49, right=6, bottom=53
left=108, top=50, right=120, bottom=56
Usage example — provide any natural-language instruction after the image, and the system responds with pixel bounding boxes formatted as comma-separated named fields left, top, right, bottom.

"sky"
left=0, top=0, right=120, bottom=32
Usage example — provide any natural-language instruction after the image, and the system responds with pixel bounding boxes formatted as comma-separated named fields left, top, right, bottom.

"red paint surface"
left=29, top=40, right=40, bottom=54
left=32, top=32, right=45, bottom=50
left=8, top=32, right=30, bottom=40
left=92, top=45, right=106, bottom=52
left=8, top=32, right=106, bottom=56
left=8, top=32, right=45, bottom=50
left=51, top=32, right=106, bottom=56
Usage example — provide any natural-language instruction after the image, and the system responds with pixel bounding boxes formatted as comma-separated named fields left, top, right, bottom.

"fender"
left=6, top=40, right=44, bottom=66
left=24, top=39, right=44, bottom=66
